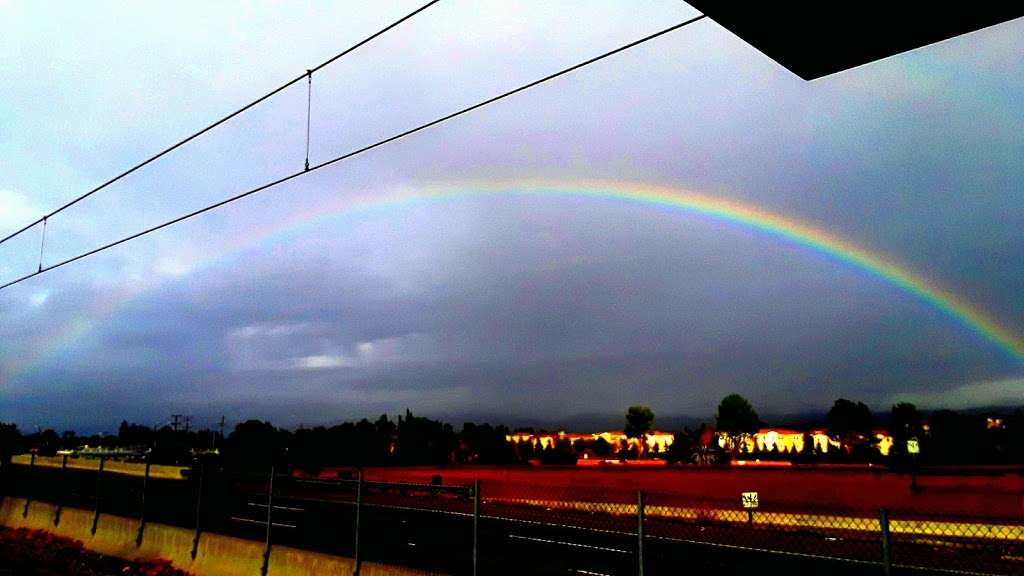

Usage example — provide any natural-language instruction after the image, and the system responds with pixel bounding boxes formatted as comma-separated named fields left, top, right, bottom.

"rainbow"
left=9, top=180, right=1023, bottom=381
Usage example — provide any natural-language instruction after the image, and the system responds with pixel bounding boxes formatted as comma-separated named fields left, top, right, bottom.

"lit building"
left=717, top=428, right=817, bottom=453
left=506, top=430, right=676, bottom=452
left=874, top=431, right=893, bottom=456
left=510, top=426, right=896, bottom=460
left=808, top=429, right=841, bottom=453
left=592, top=430, right=676, bottom=452
left=506, top=430, right=591, bottom=450
left=716, top=428, right=892, bottom=455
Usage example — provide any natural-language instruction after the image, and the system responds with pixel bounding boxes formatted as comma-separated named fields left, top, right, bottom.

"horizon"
left=14, top=399, right=1024, bottom=438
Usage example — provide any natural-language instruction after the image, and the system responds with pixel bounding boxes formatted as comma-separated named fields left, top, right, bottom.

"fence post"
left=54, top=454, right=68, bottom=526
left=91, top=456, right=105, bottom=535
left=353, top=469, right=363, bottom=576
left=637, top=490, right=646, bottom=576
left=260, top=465, right=275, bottom=576
left=22, top=452, right=35, bottom=518
left=879, top=508, right=892, bottom=576
left=191, top=460, right=205, bottom=559
left=473, top=479, right=481, bottom=576
left=136, top=457, right=151, bottom=547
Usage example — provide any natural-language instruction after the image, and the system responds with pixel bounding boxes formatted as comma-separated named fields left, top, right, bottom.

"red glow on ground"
left=575, top=459, right=667, bottom=467
left=731, top=460, right=794, bottom=467
left=354, top=466, right=1024, bottom=520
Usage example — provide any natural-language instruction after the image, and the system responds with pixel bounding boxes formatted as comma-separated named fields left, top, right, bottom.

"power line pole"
left=212, top=416, right=225, bottom=450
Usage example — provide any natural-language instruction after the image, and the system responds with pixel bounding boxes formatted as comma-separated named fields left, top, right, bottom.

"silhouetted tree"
left=459, top=422, right=516, bottom=464
left=0, top=422, right=21, bottom=462
left=797, top=432, right=815, bottom=462
left=665, top=430, right=693, bottom=464
left=28, top=429, right=61, bottom=456
left=396, top=410, right=456, bottom=465
left=117, top=421, right=154, bottom=449
left=624, top=406, right=655, bottom=456
left=291, top=425, right=330, bottom=472
left=572, top=438, right=587, bottom=455
left=516, top=438, right=535, bottom=461
left=716, top=394, right=759, bottom=454
left=890, top=402, right=922, bottom=464
left=1008, top=410, right=1023, bottom=464
left=617, top=444, right=639, bottom=461
left=827, top=399, right=873, bottom=456
left=827, top=399, right=873, bottom=438
left=225, top=420, right=288, bottom=471
left=539, top=437, right=577, bottom=465
left=923, top=410, right=965, bottom=464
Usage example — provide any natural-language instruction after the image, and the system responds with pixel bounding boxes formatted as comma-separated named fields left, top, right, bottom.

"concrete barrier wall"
left=10, top=455, right=187, bottom=479
left=0, top=497, right=437, bottom=576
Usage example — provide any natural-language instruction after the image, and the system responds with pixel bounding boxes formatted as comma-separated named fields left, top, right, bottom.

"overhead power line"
left=0, top=14, right=707, bottom=293
left=0, top=0, right=442, bottom=248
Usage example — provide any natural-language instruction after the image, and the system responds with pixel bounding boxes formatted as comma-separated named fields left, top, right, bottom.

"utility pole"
left=170, top=414, right=193, bottom=434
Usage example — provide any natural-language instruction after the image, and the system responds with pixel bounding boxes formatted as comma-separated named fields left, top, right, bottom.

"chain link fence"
left=2, top=457, right=1021, bottom=576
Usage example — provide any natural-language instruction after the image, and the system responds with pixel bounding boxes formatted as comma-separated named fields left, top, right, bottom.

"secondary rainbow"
left=10, top=180, right=1023, bottom=381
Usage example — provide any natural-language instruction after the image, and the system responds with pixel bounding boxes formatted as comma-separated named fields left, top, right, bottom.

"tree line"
left=0, top=410, right=515, bottom=471
left=1, top=397, right=1021, bottom=470
left=711, top=394, right=1023, bottom=466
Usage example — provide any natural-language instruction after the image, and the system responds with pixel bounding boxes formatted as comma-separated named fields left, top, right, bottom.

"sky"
left=1, top=1, right=1022, bottom=432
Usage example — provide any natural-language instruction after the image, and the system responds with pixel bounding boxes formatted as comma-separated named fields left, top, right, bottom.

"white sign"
left=907, top=438, right=920, bottom=455
left=741, top=491, right=759, bottom=509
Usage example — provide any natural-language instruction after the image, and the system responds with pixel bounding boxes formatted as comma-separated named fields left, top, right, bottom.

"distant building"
left=509, top=426, right=895, bottom=461
left=72, top=445, right=145, bottom=459
left=506, top=430, right=676, bottom=452
left=506, top=430, right=590, bottom=450
left=717, top=428, right=821, bottom=454
left=717, top=427, right=893, bottom=456
left=874, top=432, right=894, bottom=456
left=593, top=430, right=675, bottom=452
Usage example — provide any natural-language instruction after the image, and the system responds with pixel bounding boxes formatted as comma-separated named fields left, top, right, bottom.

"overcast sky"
left=1, top=2, right=1022, bottom=432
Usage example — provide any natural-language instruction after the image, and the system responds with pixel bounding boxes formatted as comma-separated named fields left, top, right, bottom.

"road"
left=360, top=464, right=1024, bottom=520
left=3, top=462, right=1021, bottom=575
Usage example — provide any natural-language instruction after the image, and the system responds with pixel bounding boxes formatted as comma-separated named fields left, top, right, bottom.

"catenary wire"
left=0, top=0, right=442, bottom=248
left=0, top=14, right=707, bottom=292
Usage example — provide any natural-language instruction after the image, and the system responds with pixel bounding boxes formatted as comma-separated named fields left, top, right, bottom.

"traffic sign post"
left=741, top=491, right=759, bottom=524
left=907, top=438, right=921, bottom=492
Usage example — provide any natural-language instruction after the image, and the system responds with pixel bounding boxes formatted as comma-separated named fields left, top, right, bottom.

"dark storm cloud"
left=7, top=193, right=1020, bottom=430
